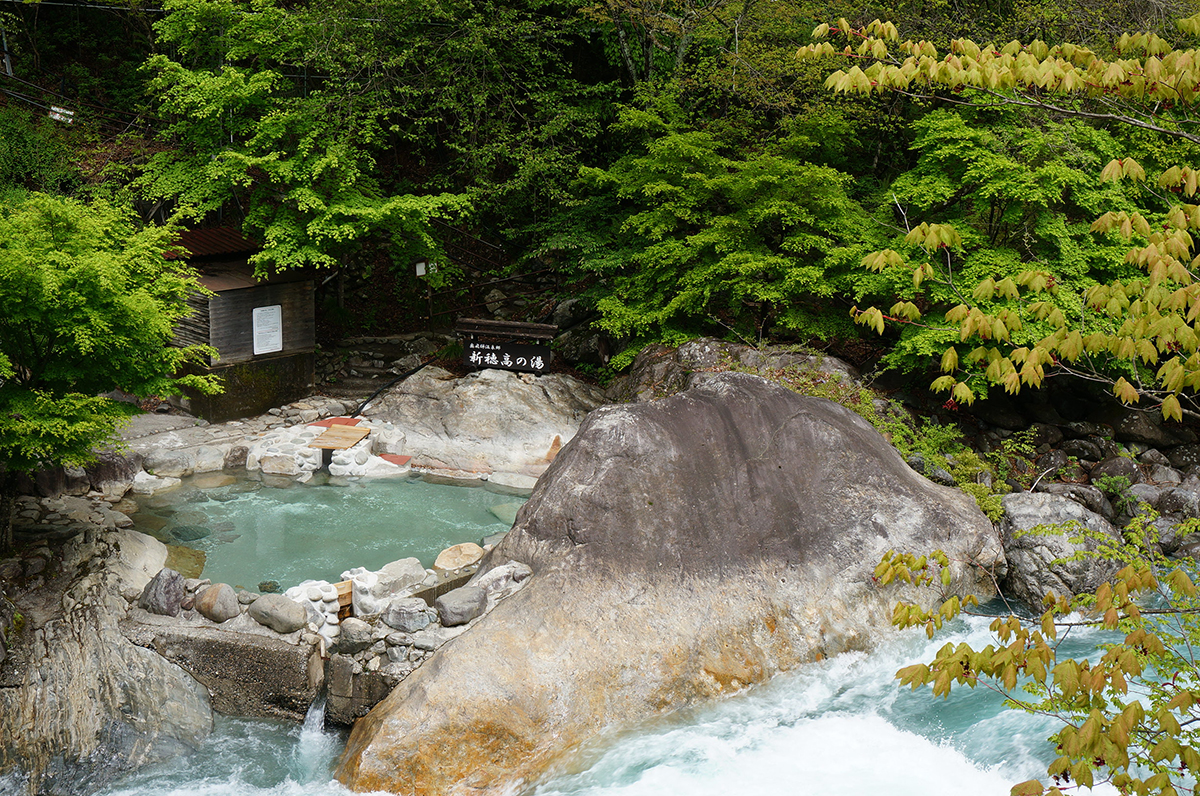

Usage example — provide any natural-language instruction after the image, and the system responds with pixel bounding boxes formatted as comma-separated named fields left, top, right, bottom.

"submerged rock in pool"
left=336, top=373, right=1005, bottom=795
left=487, top=503, right=522, bottom=526
left=170, top=524, right=211, bottom=542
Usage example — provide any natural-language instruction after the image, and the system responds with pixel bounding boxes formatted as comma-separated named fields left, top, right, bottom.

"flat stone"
left=484, top=473, right=538, bottom=497
left=260, top=454, right=301, bottom=477
left=192, top=473, right=237, bottom=490
left=170, top=524, right=211, bottom=542
left=435, top=586, right=487, bottom=627
left=433, top=543, right=485, bottom=573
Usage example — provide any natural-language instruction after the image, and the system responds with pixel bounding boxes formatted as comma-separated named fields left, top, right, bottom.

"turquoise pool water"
left=127, top=473, right=524, bottom=591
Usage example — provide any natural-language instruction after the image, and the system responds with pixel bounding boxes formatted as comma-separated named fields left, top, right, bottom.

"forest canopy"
left=3, top=0, right=1200, bottom=395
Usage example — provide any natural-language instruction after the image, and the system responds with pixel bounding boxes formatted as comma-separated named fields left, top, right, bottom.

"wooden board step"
left=379, top=454, right=411, bottom=466
left=309, top=424, right=371, bottom=450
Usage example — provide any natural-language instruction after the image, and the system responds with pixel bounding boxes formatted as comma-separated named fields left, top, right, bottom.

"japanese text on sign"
left=252, top=305, right=284, bottom=355
left=463, top=340, right=551, bottom=374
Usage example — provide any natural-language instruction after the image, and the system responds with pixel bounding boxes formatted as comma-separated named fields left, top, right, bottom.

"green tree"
left=844, top=107, right=1150, bottom=396
left=800, top=14, right=1200, bottom=420
left=0, top=193, right=217, bottom=553
left=553, top=104, right=874, bottom=365
left=137, top=0, right=614, bottom=274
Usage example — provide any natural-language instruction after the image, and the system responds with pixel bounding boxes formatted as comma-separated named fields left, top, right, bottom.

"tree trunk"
left=0, top=470, right=16, bottom=556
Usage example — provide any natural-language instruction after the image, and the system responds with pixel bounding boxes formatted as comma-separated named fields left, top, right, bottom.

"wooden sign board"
left=309, top=425, right=370, bottom=450
left=464, top=340, right=552, bottom=374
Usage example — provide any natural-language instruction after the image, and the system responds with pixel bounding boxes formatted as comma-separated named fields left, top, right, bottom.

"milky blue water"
left=128, top=475, right=524, bottom=591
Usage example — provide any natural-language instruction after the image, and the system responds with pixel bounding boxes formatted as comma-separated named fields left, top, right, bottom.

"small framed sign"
left=252, top=304, right=284, bottom=355
left=464, top=340, right=552, bottom=374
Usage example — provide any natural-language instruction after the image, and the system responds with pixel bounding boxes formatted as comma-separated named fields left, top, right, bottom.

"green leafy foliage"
left=137, top=0, right=615, bottom=274
left=559, top=106, right=876, bottom=364
left=1095, top=474, right=1138, bottom=514
left=139, top=0, right=468, bottom=274
left=802, top=15, right=1200, bottom=419
left=0, top=194, right=219, bottom=551
left=878, top=505, right=1200, bottom=796
left=0, top=107, right=82, bottom=201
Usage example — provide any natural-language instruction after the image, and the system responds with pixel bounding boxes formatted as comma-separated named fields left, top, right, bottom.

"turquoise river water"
left=89, top=610, right=1119, bottom=796
left=2, top=476, right=1126, bottom=796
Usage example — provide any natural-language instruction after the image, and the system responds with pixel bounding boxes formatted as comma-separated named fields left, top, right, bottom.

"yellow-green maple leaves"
left=876, top=519, right=1200, bottom=796
left=810, top=16, right=1200, bottom=419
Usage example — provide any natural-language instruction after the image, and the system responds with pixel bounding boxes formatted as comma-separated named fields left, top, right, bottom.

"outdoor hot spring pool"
left=126, top=472, right=525, bottom=590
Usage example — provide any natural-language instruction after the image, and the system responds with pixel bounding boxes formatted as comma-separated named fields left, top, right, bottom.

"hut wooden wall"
left=172, top=292, right=213, bottom=361
left=208, top=282, right=315, bottom=365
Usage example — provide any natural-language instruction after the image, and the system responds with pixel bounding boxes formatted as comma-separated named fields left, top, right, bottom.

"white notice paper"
left=252, top=305, right=284, bottom=355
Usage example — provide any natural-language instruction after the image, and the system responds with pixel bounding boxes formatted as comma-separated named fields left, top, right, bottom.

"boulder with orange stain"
left=336, top=373, right=1004, bottom=794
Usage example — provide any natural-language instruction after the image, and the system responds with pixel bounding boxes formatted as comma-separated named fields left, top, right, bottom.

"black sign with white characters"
left=463, top=340, right=553, bottom=373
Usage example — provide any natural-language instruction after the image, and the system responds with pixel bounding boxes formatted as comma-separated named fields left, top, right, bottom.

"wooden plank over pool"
left=309, top=424, right=371, bottom=449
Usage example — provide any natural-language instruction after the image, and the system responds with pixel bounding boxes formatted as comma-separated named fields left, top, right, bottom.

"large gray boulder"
left=361, top=367, right=606, bottom=476
left=0, top=531, right=212, bottom=794
left=606, top=337, right=860, bottom=404
left=84, top=448, right=144, bottom=501
left=999, top=492, right=1123, bottom=607
left=336, top=373, right=1003, bottom=794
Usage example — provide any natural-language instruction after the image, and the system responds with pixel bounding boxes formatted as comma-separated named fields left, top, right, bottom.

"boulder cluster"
left=322, top=561, right=532, bottom=724
left=125, top=536, right=532, bottom=727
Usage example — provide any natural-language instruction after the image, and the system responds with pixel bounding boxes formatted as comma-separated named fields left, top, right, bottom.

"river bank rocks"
left=16, top=365, right=603, bottom=510
left=360, top=366, right=606, bottom=476
left=335, top=373, right=1003, bottom=795
left=322, top=561, right=533, bottom=725
left=119, top=577, right=324, bottom=722
left=284, top=559, right=437, bottom=643
left=0, top=529, right=213, bottom=795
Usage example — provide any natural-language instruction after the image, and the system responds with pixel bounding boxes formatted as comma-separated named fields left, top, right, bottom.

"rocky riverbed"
left=7, top=342, right=1200, bottom=796
left=0, top=367, right=604, bottom=793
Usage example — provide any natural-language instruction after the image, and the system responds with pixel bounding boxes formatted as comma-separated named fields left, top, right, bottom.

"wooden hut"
left=169, top=228, right=316, bottom=421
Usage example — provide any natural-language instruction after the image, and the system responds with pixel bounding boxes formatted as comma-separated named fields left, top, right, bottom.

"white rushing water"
left=76, top=610, right=1118, bottom=796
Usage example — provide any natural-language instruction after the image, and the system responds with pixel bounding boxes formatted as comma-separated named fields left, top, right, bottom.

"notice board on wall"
left=252, top=305, right=284, bottom=355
